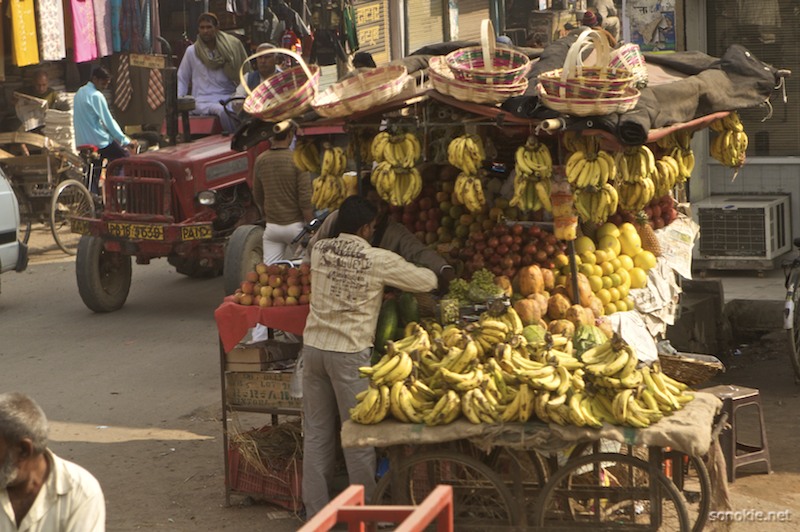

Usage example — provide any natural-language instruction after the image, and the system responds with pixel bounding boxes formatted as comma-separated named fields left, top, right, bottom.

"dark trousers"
left=92, top=141, right=130, bottom=194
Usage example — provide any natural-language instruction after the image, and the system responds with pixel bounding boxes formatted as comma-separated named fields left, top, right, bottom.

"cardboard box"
left=225, top=371, right=302, bottom=410
left=226, top=340, right=301, bottom=371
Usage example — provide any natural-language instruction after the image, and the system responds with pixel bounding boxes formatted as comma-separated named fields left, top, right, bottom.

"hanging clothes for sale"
left=93, top=0, right=113, bottom=57
left=343, top=3, right=359, bottom=52
left=120, top=0, right=144, bottom=53
left=149, top=0, right=163, bottom=54
left=141, top=0, right=152, bottom=53
left=9, top=0, right=40, bottom=66
left=109, top=54, right=166, bottom=127
left=70, top=0, right=99, bottom=63
left=37, top=0, right=67, bottom=61
left=111, top=0, right=123, bottom=52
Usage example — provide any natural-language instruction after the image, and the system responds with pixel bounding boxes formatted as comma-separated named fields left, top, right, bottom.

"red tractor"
left=71, top=133, right=269, bottom=312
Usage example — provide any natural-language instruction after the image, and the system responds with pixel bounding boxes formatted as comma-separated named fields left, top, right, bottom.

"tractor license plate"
left=107, top=222, right=165, bottom=240
left=70, top=218, right=91, bottom=235
left=181, top=225, right=213, bottom=241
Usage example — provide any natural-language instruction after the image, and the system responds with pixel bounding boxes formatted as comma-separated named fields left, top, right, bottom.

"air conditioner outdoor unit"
left=694, top=195, right=791, bottom=261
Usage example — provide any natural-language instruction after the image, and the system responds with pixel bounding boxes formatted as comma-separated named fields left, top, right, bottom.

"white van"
left=0, top=167, right=28, bottom=291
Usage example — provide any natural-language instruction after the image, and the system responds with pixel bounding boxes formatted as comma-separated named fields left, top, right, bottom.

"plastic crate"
left=227, top=443, right=303, bottom=512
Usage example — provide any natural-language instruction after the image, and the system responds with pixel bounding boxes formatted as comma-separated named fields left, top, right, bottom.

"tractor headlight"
left=196, top=190, right=217, bottom=206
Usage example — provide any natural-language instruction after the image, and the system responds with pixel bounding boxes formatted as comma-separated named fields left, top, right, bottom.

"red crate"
left=227, top=444, right=303, bottom=512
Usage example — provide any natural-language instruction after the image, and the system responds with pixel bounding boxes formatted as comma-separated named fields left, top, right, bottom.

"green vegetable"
left=522, top=324, right=548, bottom=346
left=397, top=292, right=419, bottom=326
left=573, top=324, right=609, bottom=355
left=374, top=299, right=399, bottom=355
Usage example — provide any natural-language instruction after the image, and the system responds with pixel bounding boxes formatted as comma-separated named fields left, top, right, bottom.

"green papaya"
left=573, top=324, right=609, bottom=355
left=374, top=298, right=399, bottom=355
left=396, top=292, right=419, bottom=326
left=522, top=324, right=548, bottom=346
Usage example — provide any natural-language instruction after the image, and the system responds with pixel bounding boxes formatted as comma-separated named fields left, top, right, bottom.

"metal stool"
left=703, top=384, right=771, bottom=482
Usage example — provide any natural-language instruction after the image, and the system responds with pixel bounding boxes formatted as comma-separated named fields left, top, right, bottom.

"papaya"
left=516, top=265, right=545, bottom=297
left=374, top=298, right=399, bottom=354
left=397, top=292, right=420, bottom=326
left=514, top=298, right=542, bottom=326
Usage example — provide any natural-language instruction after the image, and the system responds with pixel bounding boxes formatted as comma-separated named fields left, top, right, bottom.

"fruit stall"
left=217, top=23, right=788, bottom=526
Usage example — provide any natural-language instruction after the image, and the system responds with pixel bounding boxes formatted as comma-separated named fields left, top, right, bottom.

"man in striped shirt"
left=301, top=196, right=438, bottom=519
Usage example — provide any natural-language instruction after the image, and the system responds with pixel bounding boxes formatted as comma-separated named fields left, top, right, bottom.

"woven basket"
left=312, top=64, right=411, bottom=118
left=428, top=56, right=528, bottom=105
left=609, top=43, right=648, bottom=88
left=536, top=83, right=640, bottom=116
left=537, top=29, right=639, bottom=116
left=445, top=20, right=531, bottom=85
left=242, top=48, right=320, bottom=122
left=658, top=353, right=726, bottom=387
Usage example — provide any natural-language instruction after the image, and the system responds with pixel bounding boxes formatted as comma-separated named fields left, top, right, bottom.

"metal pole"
left=158, top=37, right=178, bottom=147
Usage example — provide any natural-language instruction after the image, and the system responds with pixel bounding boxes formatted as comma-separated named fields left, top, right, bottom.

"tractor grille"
left=105, top=160, right=174, bottom=222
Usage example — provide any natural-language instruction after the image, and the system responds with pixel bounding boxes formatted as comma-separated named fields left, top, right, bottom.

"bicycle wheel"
left=50, top=179, right=95, bottom=255
left=536, top=452, right=690, bottom=531
left=371, top=449, right=520, bottom=529
left=787, top=270, right=800, bottom=381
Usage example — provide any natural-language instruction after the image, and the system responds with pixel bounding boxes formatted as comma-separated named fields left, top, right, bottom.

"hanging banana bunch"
left=370, top=131, right=422, bottom=167
left=574, top=184, right=619, bottom=225
left=653, top=154, right=681, bottom=198
left=371, top=162, right=423, bottom=206
left=346, top=127, right=378, bottom=166
left=510, top=136, right=554, bottom=212
left=656, top=130, right=695, bottom=182
left=561, top=131, right=599, bottom=154
left=565, top=148, right=617, bottom=189
left=618, top=178, right=655, bottom=213
left=448, top=134, right=487, bottom=213
left=292, top=139, right=321, bottom=173
left=615, top=145, right=656, bottom=184
left=709, top=111, right=748, bottom=168
left=311, top=144, right=348, bottom=210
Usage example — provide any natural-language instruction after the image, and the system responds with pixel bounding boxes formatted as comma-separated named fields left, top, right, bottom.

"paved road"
left=0, top=232, right=303, bottom=530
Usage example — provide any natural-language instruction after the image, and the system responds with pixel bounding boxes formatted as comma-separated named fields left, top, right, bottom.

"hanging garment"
left=150, top=0, right=162, bottom=54
left=93, top=0, right=113, bottom=57
left=111, top=0, right=123, bottom=52
left=120, top=0, right=143, bottom=53
left=9, top=0, right=40, bottom=66
left=114, top=54, right=133, bottom=111
left=140, top=0, right=152, bottom=53
left=147, top=68, right=165, bottom=110
left=37, top=0, right=67, bottom=61
left=71, top=0, right=99, bottom=62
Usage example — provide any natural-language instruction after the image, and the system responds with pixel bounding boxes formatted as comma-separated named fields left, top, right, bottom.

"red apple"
left=272, top=287, right=284, bottom=298
left=240, top=293, right=254, bottom=306
left=299, top=294, right=310, bottom=304
left=241, top=281, right=255, bottom=294
left=245, top=271, right=259, bottom=283
left=285, top=296, right=299, bottom=306
left=273, top=296, right=285, bottom=306
left=255, top=263, right=268, bottom=275
left=268, top=275, right=282, bottom=288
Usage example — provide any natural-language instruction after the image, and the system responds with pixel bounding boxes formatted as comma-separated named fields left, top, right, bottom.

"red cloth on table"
left=214, top=296, right=310, bottom=353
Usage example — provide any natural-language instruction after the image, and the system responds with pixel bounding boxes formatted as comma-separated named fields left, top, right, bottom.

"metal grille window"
left=706, top=0, right=799, bottom=156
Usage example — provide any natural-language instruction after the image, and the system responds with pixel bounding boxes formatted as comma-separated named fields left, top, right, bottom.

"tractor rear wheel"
left=223, top=224, right=263, bottom=295
left=76, top=236, right=132, bottom=312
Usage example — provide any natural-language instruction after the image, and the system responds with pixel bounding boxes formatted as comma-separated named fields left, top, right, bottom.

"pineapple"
left=635, top=211, right=662, bottom=256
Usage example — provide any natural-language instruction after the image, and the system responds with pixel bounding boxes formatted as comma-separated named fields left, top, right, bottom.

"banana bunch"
left=656, top=130, right=695, bottom=182
left=292, top=139, right=321, bottom=173
left=709, top=112, right=748, bottom=168
left=453, top=173, right=486, bottom=213
left=515, top=136, right=553, bottom=179
left=561, top=131, right=600, bottom=154
left=349, top=384, right=391, bottom=424
left=617, top=177, right=655, bottom=213
left=346, top=128, right=378, bottom=166
left=466, top=308, right=523, bottom=357
left=423, top=390, right=462, bottom=426
left=510, top=176, right=544, bottom=212
left=615, top=145, right=656, bottom=184
left=387, top=378, right=438, bottom=424
left=447, top=135, right=486, bottom=175
left=565, top=149, right=617, bottom=189
left=573, top=183, right=619, bottom=224
left=312, top=173, right=348, bottom=210
left=371, top=162, right=423, bottom=206
left=320, top=145, right=347, bottom=176
left=653, top=155, right=681, bottom=198
left=370, top=131, right=422, bottom=168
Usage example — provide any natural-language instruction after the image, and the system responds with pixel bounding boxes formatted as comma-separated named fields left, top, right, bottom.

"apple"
left=272, top=287, right=284, bottom=298
left=287, top=276, right=301, bottom=287
left=260, top=285, right=273, bottom=297
left=232, top=292, right=242, bottom=304
left=425, top=219, right=438, bottom=233
left=255, top=263, right=268, bottom=275
left=285, top=296, right=299, bottom=306
left=511, top=224, right=524, bottom=236
left=301, top=285, right=312, bottom=295
left=268, top=264, right=282, bottom=275
left=240, top=293, right=254, bottom=306
left=287, top=285, right=301, bottom=298
left=299, top=294, right=310, bottom=304
left=241, top=281, right=255, bottom=294
left=259, top=272, right=270, bottom=285
left=496, top=244, right=509, bottom=256
left=301, top=274, right=311, bottom=286
left=259, top=296, right=272, bottom=307
left=268, top=275, right=282, bottom=288
left=299, top=263, right=311, bottom=276
left=419, top=197, right=433, bottom=210
left=245, top=271, right=259, bottom=283
left=273, top=296, right=285, bottom=306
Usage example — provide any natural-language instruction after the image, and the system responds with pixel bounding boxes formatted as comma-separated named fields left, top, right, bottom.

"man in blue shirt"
left=73, top=67, right=138, bottom=194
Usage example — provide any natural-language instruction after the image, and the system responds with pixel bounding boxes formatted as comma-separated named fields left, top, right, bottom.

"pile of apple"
left=458, top=222, right=567, bottom=279
left=609, top=194, right=678, bottom=229
left=232, top=263, right=312, bottom=307
left=552, top=222, right=658, bottom=316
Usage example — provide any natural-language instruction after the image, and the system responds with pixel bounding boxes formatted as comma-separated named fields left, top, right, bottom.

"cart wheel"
left=18, top=198, right=33, bottom=244
left=535, top=452, right=690, bottom=531
left=76, top=236, right=132, bottom=312
left=223, top=224, right=264, bottom=295
left=50, top=179, right=95, bottom=255
left=371, top=450, right=520, bottom=529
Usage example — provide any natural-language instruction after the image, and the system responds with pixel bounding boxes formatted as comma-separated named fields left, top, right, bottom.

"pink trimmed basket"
left=428, top=56, right=528, bottom=105
left=242, top=48, right=320, bottom=122
left=536, top=82, right=640, bottom=115
left=445, top=20, right=531, bottom=85
left=311, top=64, right=412, bottom=118
left=609, top=43, right=648, bottom=88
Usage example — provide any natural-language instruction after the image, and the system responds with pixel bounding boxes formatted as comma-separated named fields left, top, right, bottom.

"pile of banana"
left=311, top=145, right=349, bottom=210
left=292, top=139, right=321, bottom=174
left=709, top=112, right=748, bottom=168
left=653, top=154, right=681, bottom=198
left=369, top=131, right=424, bottom=206
left=349, top=308, right=696, bottom=429
left=510, top=136, right=554, bottom=212
left=656, top=130, right=695, bottom=182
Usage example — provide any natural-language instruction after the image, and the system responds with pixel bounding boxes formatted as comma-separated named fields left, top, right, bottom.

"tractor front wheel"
left=223, top=224, right=263, bottom=295
left=76, top=236, right=132, bottom=312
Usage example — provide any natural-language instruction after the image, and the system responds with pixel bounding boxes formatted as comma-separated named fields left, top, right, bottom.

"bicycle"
left=48, top=145, right=99, bottom=255
left=782, top=240, right=800, bottom=381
